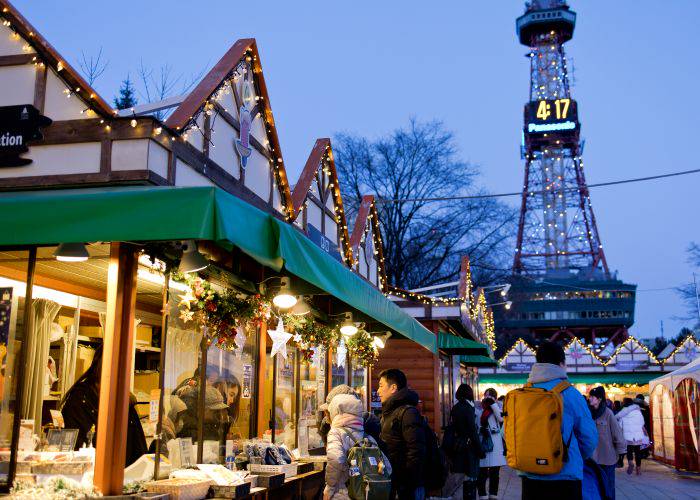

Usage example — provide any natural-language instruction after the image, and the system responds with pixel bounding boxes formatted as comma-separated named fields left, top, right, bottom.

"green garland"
left=176, top=274, right=271, bottom=350
left=346, top=330, right=379, bottom=367
left=174, top=274, right=382, bottom=365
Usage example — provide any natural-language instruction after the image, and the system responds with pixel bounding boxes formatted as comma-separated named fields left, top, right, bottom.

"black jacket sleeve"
left=401, top=406, right=427, bottom=487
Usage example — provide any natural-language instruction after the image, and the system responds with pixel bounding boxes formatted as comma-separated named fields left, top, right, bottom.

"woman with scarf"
left=476, top=388, right=505, bottom=500
left=583, top=386, right=626, bottom=500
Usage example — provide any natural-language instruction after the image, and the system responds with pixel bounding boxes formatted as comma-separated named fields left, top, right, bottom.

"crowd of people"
left=317, top=343, right=653, bottom=500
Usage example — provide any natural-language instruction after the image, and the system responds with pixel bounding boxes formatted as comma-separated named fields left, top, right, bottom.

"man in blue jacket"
left=521, top=341, right=598, bottom=499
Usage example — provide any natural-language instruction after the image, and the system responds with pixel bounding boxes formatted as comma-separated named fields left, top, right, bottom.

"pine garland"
left=176, top=274, right=271, bottom=350
left=346, top=330, right=378, bottom=367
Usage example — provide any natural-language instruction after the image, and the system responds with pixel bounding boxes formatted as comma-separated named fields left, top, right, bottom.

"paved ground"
left=495, top=460, right=700, bottom=499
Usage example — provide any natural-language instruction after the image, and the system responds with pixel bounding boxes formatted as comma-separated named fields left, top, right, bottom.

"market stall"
left=649, top=357, right=700, bottom=473
left=0, top=1, right=439, bottom=496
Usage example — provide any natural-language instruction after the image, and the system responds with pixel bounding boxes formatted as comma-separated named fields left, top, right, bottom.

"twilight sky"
left=13, top=0, right=699, bottom=340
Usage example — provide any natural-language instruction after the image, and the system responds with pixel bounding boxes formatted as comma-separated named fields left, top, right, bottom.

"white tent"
left=650, top=356, right=700, bottom=391
left=649, top=357, right=700, bottom=471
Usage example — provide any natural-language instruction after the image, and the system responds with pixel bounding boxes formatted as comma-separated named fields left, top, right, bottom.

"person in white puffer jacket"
left=615, top=397, right=649, bottom=476
left=323, top=394, right=391, bottom=500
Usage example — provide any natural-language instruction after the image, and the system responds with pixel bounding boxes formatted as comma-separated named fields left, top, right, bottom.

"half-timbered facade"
left=0, top=6, right=292, bottom=217
left=348, top=195, right=386, bottom=291
left=290, top=138, right=351, bottom=265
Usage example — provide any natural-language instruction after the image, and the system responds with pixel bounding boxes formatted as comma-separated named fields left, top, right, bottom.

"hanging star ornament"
left=268, top=318, right=293, bottom=359
left=336, top=339, right=347, bottom=368
left=234, top=325, right=247, bottom=359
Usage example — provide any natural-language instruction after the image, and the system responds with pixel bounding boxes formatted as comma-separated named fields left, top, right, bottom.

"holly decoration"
left=346, top=330, right=378, bottom=367
left=282, top=313, right=340, bottom=361
left=175, top=274, right=271, bottom=350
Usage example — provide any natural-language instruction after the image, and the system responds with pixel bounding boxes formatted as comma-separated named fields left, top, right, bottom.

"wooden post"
left=256, top=320, right=268, bottom=437
left=93, top=243, right=138, bottom=495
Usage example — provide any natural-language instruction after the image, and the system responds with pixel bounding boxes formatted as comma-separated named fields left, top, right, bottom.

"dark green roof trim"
left=438, top=331, right=489, bottom=355
left=460, top=355, right=498, bottom=367
left=1, top=186, right=437, bottom=353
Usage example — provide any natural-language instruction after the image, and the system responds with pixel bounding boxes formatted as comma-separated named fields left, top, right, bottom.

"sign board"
left=614, top=360, right=648, bottom=371
left=0, top=104, right=52, bottom=167
left=505, top=362, right=534, bottom=372
left=307, top=224, right=342, bottom=262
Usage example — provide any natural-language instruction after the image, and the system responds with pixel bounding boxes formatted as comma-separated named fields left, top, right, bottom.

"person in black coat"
left=378, top=369, right=427, bottom=500
left=60, top=345, right=148, bottom=467
left=449, top=384, right=483, bottom=500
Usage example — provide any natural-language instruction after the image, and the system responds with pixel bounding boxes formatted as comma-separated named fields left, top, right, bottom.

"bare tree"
left=78, top=47, right=108, bottom=85
left=334, top=119, right=516, bottom=290
left=136, top=60, right=208, bottom=119
left=677, top=242, right=700, bottom=329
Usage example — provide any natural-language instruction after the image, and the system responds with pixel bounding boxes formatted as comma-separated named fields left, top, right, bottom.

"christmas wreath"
left=176, top=274, right=271, bottom=350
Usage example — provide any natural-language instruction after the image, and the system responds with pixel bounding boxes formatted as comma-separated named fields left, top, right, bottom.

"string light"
left=602, top=335, right=661, bottom=367
left=499, top=338, right=536, bottom=364
left=659, top=334, right=698, bottom=364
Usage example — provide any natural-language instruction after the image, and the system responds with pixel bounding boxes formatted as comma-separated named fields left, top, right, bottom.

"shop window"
left=349, top=359, right=367, bottom=408
left=331, top=340, right=348, bottom=388
left=0, top=249, right=30, bottom=486
left=274, top=348, right=297, bottom=449
left=158, top=274, right=258, bottom=467
left=298, top=349, right=326, bottom=451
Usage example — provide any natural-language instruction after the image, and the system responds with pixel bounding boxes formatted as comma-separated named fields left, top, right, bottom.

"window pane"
left=275, top=348, right=297, bottom=449
left=331, top=341, right=348, bottom=388
left=0, top=249, right=29, bottom=485
left=299, top=349, right=325, bottom=451
left=350, top=361, right=367, bottom=408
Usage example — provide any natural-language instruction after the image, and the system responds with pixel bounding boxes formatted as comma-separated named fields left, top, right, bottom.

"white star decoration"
left=336, top=339, right=347, bottom=368
left=268, top=319, right=293, bottom=359
left=234, top=325, right=247, bottom=359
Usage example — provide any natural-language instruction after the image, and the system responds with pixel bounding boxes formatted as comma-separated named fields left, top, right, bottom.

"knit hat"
left=589, top=386, right=605, bottom=401
left=319, top=384, right=356, bottom=411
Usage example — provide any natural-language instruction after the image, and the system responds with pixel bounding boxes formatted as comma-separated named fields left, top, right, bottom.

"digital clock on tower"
left=524, top=98, right=579, bottom=134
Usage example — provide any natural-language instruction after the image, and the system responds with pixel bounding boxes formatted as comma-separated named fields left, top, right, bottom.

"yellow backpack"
left=503, top=380, right=571, bottom=475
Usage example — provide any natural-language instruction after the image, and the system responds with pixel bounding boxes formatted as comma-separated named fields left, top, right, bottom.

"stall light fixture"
left=179, top=240, right=208, bottom=274
left=505, top=301, right=512, bottom=310
left=500, top=283, right=512, bottom=297
left=54, top=243, right=89, bottom=262
left=340, top=312, right=358, bottom=337
left=272, top=277, right=297, bottom=309
left=373, top=332, right=392, bottom=349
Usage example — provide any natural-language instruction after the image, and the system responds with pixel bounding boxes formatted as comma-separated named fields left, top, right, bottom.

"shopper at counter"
left=60, top=346, right=147, bottom=466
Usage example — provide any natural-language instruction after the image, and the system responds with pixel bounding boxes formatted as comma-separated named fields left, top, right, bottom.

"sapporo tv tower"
left=495, top=1, right=637, bottom=355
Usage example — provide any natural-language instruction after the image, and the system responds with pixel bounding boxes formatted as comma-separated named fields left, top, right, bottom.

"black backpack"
left=396, top=406, right=448, bottom=491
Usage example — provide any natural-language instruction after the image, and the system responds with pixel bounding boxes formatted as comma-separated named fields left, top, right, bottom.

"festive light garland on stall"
left=660, top=334, right=699, bottom=363
left=498, top=337, right=537, bottom=364
left=563, top=337, right=606, bottom=365
left=601, top=334, right=661, bottom=367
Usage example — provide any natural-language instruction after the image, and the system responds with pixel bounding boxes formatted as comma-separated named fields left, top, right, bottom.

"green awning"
left=1, top=186, right=437, bottom=353
left=460, top=355, right=498, bottom=367
left=1, top=186, right=283, bottom=270
left=439, top=331, right=489, bottom=355
left=478, top=372, right=665, bottom=385
left=272, top=219, right=437, bottom=353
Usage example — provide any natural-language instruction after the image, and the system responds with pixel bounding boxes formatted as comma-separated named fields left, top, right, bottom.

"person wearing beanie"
left=585, top=386, right=625, bottom=499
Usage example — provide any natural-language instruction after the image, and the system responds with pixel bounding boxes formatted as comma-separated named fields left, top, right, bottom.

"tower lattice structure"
left=513, top=0, right=608, bottom=277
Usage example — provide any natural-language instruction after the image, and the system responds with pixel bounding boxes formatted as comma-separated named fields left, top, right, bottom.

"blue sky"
left=14, top=0, right=699, bottom=340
